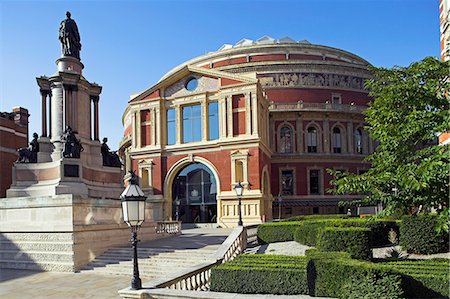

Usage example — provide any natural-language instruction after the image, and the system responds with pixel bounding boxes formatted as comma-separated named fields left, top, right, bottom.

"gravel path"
left=248, top=241, right=450, bottom=260
left=247, top=241, right=312, bottom=256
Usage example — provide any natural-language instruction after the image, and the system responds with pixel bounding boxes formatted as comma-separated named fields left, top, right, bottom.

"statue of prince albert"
left=59, top=11, right=81, bottom=59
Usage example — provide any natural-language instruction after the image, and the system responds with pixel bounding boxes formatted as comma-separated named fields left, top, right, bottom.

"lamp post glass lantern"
left=120, top=172, right=146, bottom=290
left=234, top=181, right=244, bottom=226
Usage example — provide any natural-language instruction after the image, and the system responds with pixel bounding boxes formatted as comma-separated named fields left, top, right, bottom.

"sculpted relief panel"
left=257, top=73, right=366, bottom=91
left=164, top=75, right=219, bottom=98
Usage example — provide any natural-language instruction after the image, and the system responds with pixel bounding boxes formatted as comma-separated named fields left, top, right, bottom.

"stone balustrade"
left=119, top=226, right=249, bottom=298
left=156, top=221, right=182, bottom=234
left=269, top=101, right=366, bottom=113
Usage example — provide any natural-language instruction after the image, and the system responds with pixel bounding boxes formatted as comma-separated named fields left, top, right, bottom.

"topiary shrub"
left=316, top=227, right=372, bottom=260
left=400, top=215, right=449, bottom=254
left=210, top=255, right=308, bottom=294
left=257, top=222, right=301, bottom=244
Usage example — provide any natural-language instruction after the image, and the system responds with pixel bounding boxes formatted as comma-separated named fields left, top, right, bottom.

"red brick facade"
left=121, top=40, right=373, bottom=225
left=0, top=107, right=29, bottom=197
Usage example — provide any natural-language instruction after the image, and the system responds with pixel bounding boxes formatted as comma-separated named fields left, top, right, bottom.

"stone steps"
left=81, top=246, right=218, bottom=278
left=0, top=241, right=74, bottom=252
left=0, top=259, right=75, bottom=272
left=0, top=250, right=74, bottom=263
left=0, top=232, right=76, bottom=271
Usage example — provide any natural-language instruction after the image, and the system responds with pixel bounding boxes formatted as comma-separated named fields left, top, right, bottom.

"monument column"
left=93, top=96, right=99, bottom=141
left=50, top=83, right=64, bottom=159
left=40, top=90, right=48, bottom=137
left=48, top=92, right=52, bottom=138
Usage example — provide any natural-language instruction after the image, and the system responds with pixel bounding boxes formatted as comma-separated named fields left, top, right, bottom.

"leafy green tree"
left=328, top=57, right=450, bottom=232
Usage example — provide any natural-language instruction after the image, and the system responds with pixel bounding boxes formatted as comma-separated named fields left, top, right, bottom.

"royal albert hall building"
left=119, top=36, right=374, bottom=227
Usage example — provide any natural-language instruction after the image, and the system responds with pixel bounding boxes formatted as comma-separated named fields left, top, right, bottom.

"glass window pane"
left=183, top=105, right=202, bottom=143
left=281, top=170, right=293, bottom=195
left=209, top=102, right=219, bottom=140
left=167, top=109, right=176, bottom=145
left=310, top=169, right=320, bottom=194
left=280, top=126, right=292, bottom=153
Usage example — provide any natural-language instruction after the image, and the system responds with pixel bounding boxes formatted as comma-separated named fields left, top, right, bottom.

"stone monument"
left=0, top=12, right=164, bottom=273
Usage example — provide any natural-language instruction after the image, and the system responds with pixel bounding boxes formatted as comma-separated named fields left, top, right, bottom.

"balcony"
left=269, top=101, right=366, bottom=113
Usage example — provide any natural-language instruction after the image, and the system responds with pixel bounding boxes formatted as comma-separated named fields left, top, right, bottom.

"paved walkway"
left=0, top=228, right=232, bottom=299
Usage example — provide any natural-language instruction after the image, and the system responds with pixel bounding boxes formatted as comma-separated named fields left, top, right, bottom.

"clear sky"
left=0, top=0, right=440, bottom=149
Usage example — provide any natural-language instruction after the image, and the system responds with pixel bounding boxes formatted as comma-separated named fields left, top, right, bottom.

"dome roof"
left=217, top=36, right=310, bottom=51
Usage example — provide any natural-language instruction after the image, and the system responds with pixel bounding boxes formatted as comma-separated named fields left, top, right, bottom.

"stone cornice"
left=159, top=43, right=371, bottom=81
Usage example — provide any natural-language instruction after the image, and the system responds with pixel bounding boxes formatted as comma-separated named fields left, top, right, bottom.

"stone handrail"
left=156, top=221, right=181, bottom=234
left=119, top=226, right=248, bottom=298
left=269, top=101, right=366, bottom=113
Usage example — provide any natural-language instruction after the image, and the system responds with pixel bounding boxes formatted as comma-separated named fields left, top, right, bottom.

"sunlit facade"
left=120, top=37, right=374, bottom=227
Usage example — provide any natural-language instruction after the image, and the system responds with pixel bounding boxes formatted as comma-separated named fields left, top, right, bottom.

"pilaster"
left=227, top=97, right=233, bottom=138
left=251, top=92, right=258, bottom=135
left=323, top=119, right=330, bottom=153
left=175, top=105, right=182, bottom=144
left=245, top=93, right=251, bottom=135
left=347, top=122, right=354, bottom=154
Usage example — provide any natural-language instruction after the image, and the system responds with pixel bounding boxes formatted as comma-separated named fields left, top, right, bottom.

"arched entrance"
left=171, top=163, right=217, bottom=223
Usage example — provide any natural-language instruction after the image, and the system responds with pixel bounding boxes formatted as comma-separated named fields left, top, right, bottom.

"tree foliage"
left=328, top=57, right=450, bottom=231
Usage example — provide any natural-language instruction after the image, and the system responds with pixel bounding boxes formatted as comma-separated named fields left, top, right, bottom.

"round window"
left=185, top=78, right=198, bottom=91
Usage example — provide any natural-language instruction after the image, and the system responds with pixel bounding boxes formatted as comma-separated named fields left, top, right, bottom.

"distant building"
left=440, top=0, right=450, bottom=145
left=0, top=107, right=29, bottom=197
left=120, top=37, right=374, bottom=227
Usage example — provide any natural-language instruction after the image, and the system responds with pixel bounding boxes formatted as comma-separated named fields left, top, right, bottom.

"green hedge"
left=316, top=227, right=372, bottom=260
left=381, top=259, right=450, bottom=298
left=257, top=222, right=301, bottom=244
left=294, top=218, right=399, bottom=247
left=400, top=215, right=449, bottom=254
left=281, top=214, right=351, bottom=222
left=211, top=253, right=449, bottom=298
left=307, top=254, right=404, bottom=299
left=210, top=255, right=308, bottom=295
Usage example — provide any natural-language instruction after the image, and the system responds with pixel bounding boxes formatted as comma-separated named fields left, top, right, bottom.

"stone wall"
left=0, top=194, right=166, bottom=271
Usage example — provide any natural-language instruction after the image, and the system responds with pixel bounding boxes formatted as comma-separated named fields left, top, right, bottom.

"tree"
left=328, top=57, right=450, bottom=232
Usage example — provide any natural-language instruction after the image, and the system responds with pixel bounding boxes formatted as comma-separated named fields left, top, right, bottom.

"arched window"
left=172, top=163, right=217, bottom=223
left=355, top=128, right=363, bottom=154
left=332, top=127, right=342, bottom=153
left=307, top=127, right=318, bottom=153
left=279, top=126, right=293, bottom=153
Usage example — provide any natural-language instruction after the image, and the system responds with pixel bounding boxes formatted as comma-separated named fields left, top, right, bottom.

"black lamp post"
left=120, top=172, right=146, bottom=290
left=234, top=181, right=244, bottom=226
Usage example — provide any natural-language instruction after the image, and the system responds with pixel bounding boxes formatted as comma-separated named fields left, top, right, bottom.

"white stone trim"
left=163, top=156, right=221, bottom=221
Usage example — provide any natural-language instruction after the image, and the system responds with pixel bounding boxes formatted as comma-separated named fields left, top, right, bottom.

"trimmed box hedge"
left=400, top=214, right=449, bottom=254
left=257, top=221, right=301, bottom=244
left=210, top=255, right=309, bottom=295
left=381, top=259, right=450, bottom=298
left=307, top=254, right=404, bottom=299
left=316, top=227, right=372, bottom=259
left=281, top=214, right=350, bottom=222
left=294, top=218, right=399, bottom=247
left=211, top=253, right=450, bottom=298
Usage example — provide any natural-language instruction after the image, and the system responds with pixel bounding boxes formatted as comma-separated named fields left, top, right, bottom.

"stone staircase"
left=0, top=232, right=75, bottom=272
left=80, top=228, right=231, bottom=279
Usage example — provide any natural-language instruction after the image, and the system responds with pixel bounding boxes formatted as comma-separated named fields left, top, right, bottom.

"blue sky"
left=0, top=0, right=440, bottom=148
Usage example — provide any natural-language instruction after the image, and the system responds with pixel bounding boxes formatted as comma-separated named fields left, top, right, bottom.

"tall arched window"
left=332, top=127, right=342, bottom=153
left=307, top=127, right=318, bottom=153
left=172, top=163, right=217, bottom=223
left=279, top=126, right=293, bottom=153
left=355, top=128, right=363, bottom=154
